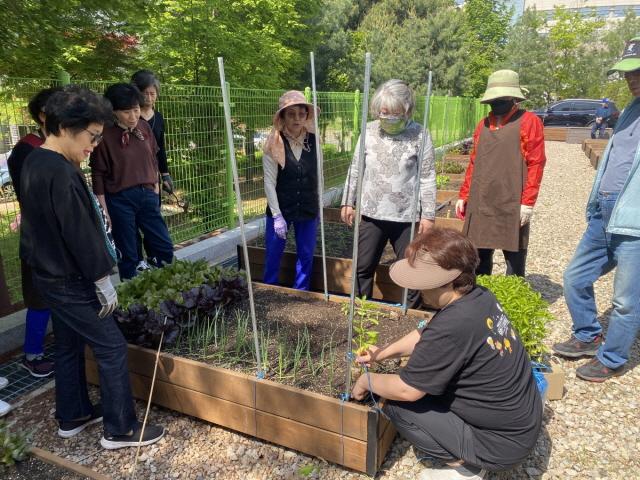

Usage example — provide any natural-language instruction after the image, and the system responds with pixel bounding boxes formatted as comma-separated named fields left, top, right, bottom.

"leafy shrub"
left=435, top=161, right=466, bottom=174
left=114, top=260, right=247, bottom=348
left=477, top=275, right=553, bottom=361
left=0, top=421, right=30, bottom=467
left=447, top=139, right=473, bottom=155
left=436, top=175, right=450, bottom=189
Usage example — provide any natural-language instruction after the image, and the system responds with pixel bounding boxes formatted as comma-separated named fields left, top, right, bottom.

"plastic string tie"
left=531, top=361, right=549, bottom=398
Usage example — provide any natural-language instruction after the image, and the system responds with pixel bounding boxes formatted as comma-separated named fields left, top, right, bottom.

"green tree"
left=501, top=8, right=551, bottom=107
left=462, top=0, right=512, bottom=97
left=0, top=0, right=147, bottom=80
left=141, top=0, right=311, bottom=88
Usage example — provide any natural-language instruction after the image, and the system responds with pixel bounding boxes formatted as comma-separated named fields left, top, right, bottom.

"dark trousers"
left=106, top=186, right=174, bottom=280
left=264, top=216, right=318, bottom=290
left=384, top=398, right=483, bottom=467
left=477, top=248, right=528, bottom=277
left=357, top=217, right=420, bottom=306
left=590, top=121, right=606, bottom=139
left=32, top=273, right=137, bottom=436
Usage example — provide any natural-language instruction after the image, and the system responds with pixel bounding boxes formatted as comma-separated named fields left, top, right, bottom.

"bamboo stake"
left=310, top=52, right=328, bottom=301
left=343, top=52, right=372, bottom=400
left=402, top=71, right=433, bottom=314
left=217, top=57, right=264, bottom=377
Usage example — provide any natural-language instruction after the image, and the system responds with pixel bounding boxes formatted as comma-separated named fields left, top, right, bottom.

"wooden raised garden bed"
left=240, top=208, right=463, bottom=302
left=443, top=153, right=470, bottom=164
left=86, top=285, right=430, bottom=475
left=581, top=138, right=607, bottom=169
left=543, top=127, right=568, bottom=142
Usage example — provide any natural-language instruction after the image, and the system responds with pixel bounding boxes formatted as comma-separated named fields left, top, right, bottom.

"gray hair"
left=370, top=79, right=415, bottom=119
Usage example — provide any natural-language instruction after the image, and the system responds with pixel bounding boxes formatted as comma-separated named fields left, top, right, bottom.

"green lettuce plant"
left=342, top=296, right=381, bottom=356
left=477, top=275, right=553, bottom=361
left=0, top=421, right=30, bottom=467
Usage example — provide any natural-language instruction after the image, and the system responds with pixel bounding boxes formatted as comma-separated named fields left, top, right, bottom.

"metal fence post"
left=224, top=81, right=236, bottom=229
left=57, top=70, right=71, bottom=85
left=352, top=89, right=360, bottom=150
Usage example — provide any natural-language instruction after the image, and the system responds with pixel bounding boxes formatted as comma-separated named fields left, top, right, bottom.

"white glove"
left=455, top=199, right=466, bottom=219
left=520, top=205, right=533, bottom=226
left=94, top=276, right=118, bottom=318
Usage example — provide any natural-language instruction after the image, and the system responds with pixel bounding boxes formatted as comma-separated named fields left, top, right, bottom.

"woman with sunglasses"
left=19, top=85, right=165, bottom=448
left=341, top=79, right=436, bottom=306
left=90, top=83, right=174, bottom=280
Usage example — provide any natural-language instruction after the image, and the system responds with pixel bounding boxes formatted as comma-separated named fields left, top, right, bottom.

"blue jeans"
left=563, top=192, right=640, bottom=368
left=591, top=121, right=606, bottom=139
left=24, top=308, right=50, bottom=355
left=32, top=272, right=137, bottom=436
left=106, top=186, right=174, bottom=280
left=263, top=216, right=318, bottom=290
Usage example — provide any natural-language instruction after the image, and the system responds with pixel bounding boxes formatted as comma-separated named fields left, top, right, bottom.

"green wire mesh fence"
left=0, top=76, right=485, bottom=311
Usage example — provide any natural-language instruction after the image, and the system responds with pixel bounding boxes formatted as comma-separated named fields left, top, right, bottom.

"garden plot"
left=85, top=261, right=429, bottom=474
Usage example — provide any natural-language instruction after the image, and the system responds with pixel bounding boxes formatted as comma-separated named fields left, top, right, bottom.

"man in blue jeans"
left=553, top=37, right=640, bottom=382
left=590, top=98, right=611, bottom=139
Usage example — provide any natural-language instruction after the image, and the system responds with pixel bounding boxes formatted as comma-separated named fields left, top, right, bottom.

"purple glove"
left=273, top=214, right=288, bottom=239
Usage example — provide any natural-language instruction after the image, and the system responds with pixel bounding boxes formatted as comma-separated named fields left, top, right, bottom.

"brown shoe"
left=552, top=334, right=603, bottom=358
left=576, top=358, right=625, bottom=383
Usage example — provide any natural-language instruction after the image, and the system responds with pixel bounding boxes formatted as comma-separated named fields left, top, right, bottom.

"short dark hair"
left=405, top=228, right=479, bottom=294
left=44, top=85, right=113, bottom=136
left=131, top=70, right=161, bottom=93
left=28, top=87, right=62, bottom=125
left=104, top=83, right=143, bottom=111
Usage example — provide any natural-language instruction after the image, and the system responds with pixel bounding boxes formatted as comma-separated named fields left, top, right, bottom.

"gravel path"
left=8, top=141, right=640, bottom=479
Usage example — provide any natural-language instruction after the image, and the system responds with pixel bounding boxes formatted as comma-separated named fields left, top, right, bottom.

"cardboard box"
left=543, top=362, right=565, bottom=401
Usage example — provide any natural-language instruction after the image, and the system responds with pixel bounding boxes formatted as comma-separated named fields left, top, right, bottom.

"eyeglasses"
left=82, top=128, right=104, bottom=145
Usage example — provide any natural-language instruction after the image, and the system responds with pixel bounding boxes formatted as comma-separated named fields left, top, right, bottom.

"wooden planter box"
left=581, top=139, right=607, bottom=169
left=543, top=127, right=568, bottom=142
left=85, top=286, right=409, bottom=475
left=240, top=209, right=463, bottom=301
left=443, top=153, right=470, bottom=163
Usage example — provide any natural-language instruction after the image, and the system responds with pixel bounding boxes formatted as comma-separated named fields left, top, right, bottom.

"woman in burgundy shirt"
left=90, top=83, right=174, bottom=280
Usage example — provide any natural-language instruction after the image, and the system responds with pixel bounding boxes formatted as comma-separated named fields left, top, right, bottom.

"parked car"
left=533, top=99, right=619, bottom=128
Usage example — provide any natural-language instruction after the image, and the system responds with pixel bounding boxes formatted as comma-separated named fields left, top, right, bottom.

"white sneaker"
left=419, top=464, right=486, bottom=480
left=0, top=399, right=11, bottom=417
left=0, top=377, right=8, bottom=390
left=136, top=260, right=151, bottom=273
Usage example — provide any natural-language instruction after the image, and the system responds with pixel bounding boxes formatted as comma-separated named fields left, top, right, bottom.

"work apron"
left=462, top=112, right=529, bottom=252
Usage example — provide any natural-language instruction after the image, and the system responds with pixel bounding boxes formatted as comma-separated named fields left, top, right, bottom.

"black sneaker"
left=576, top=358, right=625, bottom=383
left=58, top=404, right=103, bottom=438
left=552, top=334, right=603, bottom=358
left=100, top=422, right=165, bottom=450
left=21, top=356, right=54, bottom=378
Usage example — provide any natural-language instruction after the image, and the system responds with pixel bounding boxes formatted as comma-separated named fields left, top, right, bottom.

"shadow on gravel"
left=525, top=274, right=564, bottom=304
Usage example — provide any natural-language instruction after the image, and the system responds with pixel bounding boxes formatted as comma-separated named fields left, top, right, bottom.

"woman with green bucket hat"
left=455, top=69, right=546, bottom=277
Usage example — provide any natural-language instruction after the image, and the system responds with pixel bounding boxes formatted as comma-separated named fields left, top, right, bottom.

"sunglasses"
left=82, top=128, right=104, bottom=145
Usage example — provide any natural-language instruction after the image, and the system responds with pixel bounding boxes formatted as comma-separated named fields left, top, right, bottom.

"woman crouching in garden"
left=340, top=79, right=436, bottom=307
left=262, top=91, right=321, bottom=290
left=351, top=228, right=542, bottom=480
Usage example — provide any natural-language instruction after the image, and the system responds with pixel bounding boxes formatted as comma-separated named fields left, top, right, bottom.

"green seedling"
left=342, top=296, right=381, bottom=356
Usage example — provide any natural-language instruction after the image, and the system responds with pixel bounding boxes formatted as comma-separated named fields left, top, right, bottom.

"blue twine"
left=256, top=370, right=265, bottom=380
left=339, top=392, right=350, bottom=402
left=417, top=319, right=427, bottom=329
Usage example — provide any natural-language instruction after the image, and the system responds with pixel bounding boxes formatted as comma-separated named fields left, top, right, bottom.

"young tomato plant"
left=342, top=296, right=381, bottom=356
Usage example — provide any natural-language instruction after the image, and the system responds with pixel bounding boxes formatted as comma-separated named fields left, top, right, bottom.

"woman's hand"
left=418, top=218, right=434, bottom=235
left=341, top=205, right=354, bottom=227
left=355, top=345, right=381, bottom=367
left=455, top=199, right=466, bottom=220
left=351, top=374, right=369, bottom=401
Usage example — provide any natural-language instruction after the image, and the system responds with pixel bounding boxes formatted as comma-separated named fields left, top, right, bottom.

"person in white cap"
left=0, top=377, right=10, bottom=416
left=351, top=228, right=542, bottom=480
left=456, top=69, right=546, bottom=278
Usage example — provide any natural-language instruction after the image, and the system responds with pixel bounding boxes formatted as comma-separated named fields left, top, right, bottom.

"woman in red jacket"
left=455, top=70, right=546, bottom=277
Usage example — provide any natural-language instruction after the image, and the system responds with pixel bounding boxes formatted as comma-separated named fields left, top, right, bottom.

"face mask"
left=490, top=99, right=514, bottom=116
left=379, top=116, right=408, bottom=135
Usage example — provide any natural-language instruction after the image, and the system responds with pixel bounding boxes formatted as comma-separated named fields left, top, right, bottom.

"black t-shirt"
left=400, top=286, right=542, bottom=467
left=141, top=110, right=168, bottom=174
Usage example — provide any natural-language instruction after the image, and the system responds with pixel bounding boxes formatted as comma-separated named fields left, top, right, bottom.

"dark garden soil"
left=169, top=286, right=424, bottom=399
left=2, top=455, right=86, bottom=480
left=251, top=221, right=399, bottom=264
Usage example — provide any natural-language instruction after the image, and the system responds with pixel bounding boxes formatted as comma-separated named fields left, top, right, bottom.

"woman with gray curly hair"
left=341, top=79, right=436, bottom=305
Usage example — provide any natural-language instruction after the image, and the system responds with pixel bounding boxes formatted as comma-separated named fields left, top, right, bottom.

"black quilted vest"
left=266, top=133, right=319, bottom=222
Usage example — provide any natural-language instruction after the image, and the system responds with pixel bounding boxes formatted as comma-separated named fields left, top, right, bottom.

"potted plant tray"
left=86, top=284, right=430, bottom=475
